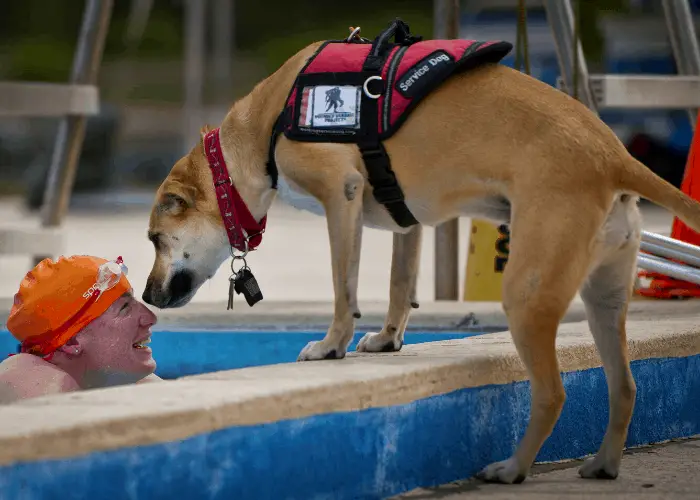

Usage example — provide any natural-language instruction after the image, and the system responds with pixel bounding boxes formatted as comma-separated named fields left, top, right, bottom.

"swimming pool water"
left=0, top=329, right=489, bottom=379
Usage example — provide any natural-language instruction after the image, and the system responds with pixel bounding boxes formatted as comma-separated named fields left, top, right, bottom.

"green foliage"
left=577, top=0, right=632, bottom=64
left=4, top=36, right=73, bottom=82
left=0, top=0, right=183, bottom=81
left=0, top=0, right=637, bottom=88
left=253, top=7, right=435, bottom=74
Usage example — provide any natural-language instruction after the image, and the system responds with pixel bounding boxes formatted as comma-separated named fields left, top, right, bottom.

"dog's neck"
left=216, top=42, right=322, bottom=223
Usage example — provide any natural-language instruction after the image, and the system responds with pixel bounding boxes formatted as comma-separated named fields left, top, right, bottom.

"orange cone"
left=637, top=112, right=700, bottom=299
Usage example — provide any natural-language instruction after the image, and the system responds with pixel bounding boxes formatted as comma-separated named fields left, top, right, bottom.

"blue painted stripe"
left=2, top=354, right=698, bottom=500
left=0, top=329, right=486, bottom=378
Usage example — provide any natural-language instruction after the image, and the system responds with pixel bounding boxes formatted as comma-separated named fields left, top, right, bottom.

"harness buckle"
left=361, top=146, right=385, bottom=160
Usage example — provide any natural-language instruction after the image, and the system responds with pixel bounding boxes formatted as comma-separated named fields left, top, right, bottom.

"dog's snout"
left=142, top=277, right=155, bottom=304
left=169, top=270, right=194, bottom=302
left=141, top=277, right=171, bottom=308
left=142, top=283, right=153, bottom=305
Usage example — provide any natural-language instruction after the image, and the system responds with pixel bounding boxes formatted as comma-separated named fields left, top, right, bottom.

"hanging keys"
left=234, top=267, right=263, bottom=307
left=227, top=275, right=236, bottom=310
left=226, top=251, right=263, bottom=310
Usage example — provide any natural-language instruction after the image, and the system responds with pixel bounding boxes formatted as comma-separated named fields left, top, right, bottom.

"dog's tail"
left=617, top=154, right=700, bottom=233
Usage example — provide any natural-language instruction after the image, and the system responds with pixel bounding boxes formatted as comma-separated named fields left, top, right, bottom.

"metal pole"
left=434, top=0, right=461, bottom=301
left=124, top=0, right=154, bottom=47
left=641, top=230, right=700, bottom=258
left=36, top=0, right=113, bottom=264
left=183, top=0, right=206, bottom=154
left=661, top=0, right=700, bottom=128
left=640, top=241, right=700, bottom=268
left=637, top=254, right=700, bottom=286
left=212, top=0, right=233, bottom=96
left=542, top=0, right=597, bottom=111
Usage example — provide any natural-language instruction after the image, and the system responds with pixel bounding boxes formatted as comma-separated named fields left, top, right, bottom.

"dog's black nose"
left=142, top=281, right=154, bottom=305
left=169, top=270, right=194, bottom=303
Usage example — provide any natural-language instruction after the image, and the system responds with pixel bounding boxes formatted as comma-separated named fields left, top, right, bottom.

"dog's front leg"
left=297, top=170, right=364, bottom=361
left=357, top=225, right=422, bottom=352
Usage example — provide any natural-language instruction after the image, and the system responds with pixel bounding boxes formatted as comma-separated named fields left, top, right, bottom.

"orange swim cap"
left=6, top=255, right=131, bottom=356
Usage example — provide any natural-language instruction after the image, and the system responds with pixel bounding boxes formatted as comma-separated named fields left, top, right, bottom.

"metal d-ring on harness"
left=363, top=76, right=384, bottom=99
left=346, top=26, right=370, bottom=44
left=356, top=20, right=421, bottom=228
left=348, top=27, right=389, bottom=100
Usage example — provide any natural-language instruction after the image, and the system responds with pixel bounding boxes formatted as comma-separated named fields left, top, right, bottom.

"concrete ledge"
left=3, top=296, right=700, bottom=331
left=0, top=319, right=699, bottom=499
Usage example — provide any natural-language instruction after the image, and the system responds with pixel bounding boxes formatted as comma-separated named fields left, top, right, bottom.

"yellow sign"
left=463, top=219, right=510, bottom=301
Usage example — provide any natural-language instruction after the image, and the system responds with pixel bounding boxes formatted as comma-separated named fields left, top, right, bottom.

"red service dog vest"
left=268, top=20, right=513, bottom=228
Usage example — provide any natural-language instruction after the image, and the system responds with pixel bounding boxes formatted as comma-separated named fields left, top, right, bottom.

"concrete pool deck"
left=1, top=197, right=700, bottom=498
left=392, top=438, right=700, bottom=499
left=0, top=302, right=698, bottom=498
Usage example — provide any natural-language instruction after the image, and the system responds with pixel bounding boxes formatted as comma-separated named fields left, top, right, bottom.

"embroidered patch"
left=395, top=50, right=455, bottom=99
left=298, top=85, right=361, bottom=128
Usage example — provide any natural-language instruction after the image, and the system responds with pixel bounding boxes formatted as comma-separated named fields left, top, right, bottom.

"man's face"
left=75, top=291, right=158, bottom=385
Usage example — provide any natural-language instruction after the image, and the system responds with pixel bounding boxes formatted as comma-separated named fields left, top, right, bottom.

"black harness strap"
left=265, top=112, right=284, bottom=190
left=357, top=19, right=419, bottom=228
left=268, top=19, right=424, bottom=228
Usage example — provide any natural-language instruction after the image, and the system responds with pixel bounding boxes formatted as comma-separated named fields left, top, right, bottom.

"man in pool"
left=0, top=254, right=162, bottom=404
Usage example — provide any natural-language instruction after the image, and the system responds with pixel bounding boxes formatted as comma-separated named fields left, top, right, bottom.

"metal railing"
left=433, top=0, right=462, bottom=301
left=432, top=0, right=700, bottom=298
left=0, top=0, right=113, bottom=264
left=547, top=0, right=700, bottom=287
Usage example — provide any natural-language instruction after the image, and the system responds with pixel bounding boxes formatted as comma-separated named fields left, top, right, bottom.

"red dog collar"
left=203, top=128, right=267, bottom=253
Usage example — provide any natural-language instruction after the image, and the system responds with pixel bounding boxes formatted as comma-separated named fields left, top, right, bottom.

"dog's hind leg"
left=357, top=224, right=422, bottom=352
left=578, top=196, right=640, bottom=480
left=477, top=194, right=608, bottom=484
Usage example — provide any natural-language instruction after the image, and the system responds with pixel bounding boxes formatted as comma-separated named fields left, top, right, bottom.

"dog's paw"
left=476, top=458, right=527, bottom=484
left=356, top=332, right=403, bottom=353
left=297, top=341, right=347, bottom=361
left=578, top=456, right=619, bottom=480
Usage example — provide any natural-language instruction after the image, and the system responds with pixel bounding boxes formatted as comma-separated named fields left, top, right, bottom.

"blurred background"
left=1, top=0, right=699, bottom=206
left=0, top=0, right=698, bottom=304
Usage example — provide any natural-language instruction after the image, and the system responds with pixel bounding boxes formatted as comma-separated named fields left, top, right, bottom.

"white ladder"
left=546, top=0, right=700, bottom=127
left=0, top=0, right=113, bottom=265
left=544, top=0, right=700, bottom=285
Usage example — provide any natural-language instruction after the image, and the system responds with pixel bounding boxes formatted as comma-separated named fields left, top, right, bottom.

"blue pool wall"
left=0, top=329, right=487, bottom=378
left=1, top=353, right=698, bottom=500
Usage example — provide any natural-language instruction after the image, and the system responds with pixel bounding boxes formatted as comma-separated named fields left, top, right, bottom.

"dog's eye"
left=148, top=232, right=162, bottom=250
left=120, top=302, right=130, bottom=314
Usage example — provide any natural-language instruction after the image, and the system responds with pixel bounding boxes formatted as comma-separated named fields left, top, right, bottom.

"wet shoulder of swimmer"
left=0, top=291, right=163, bottom=404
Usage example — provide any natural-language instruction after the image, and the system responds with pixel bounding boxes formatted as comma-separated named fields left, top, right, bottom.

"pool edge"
left=0, top=317, right=699, bottom=499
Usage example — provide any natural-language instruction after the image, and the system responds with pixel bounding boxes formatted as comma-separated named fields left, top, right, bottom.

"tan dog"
left=143, top=37, right=700, bottom=485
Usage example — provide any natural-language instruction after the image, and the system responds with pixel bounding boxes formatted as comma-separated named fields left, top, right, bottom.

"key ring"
left=347, top=26, right=361, bottom=42
left=346, top=26, right=370, bottom=43
left=230, top=255, right=248, bottom=277
left=229, top=237, right=249, bottom=260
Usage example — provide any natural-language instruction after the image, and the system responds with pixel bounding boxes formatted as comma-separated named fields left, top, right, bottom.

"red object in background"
left=637, top=112, right=700, bottom=299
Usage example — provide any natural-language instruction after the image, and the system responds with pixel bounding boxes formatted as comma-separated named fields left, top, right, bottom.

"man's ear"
left=57, top=336, right=82, bottom=357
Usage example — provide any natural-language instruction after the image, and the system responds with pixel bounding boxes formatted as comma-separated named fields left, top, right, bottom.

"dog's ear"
left=157, top=193, right=188, bottom=216
left=200, top=124, right=212, bottom=142
left=157, top=186, right=196, bottom=216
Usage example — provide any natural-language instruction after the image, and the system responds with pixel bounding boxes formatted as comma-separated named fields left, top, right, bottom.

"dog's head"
left=142, top=128, right=231, bottom=309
